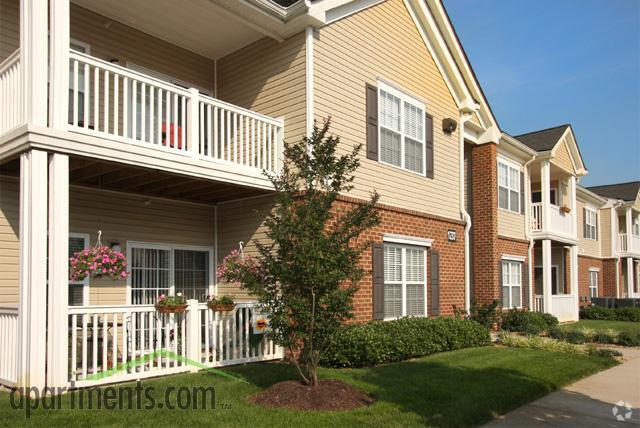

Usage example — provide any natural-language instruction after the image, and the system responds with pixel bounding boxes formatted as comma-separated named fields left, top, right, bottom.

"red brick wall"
left=334, top=197, right=465, bottom=322
left=470, top=143, right=498, bottom=305
left=578, top=255, right=603, bottom=305
left=496, top=237, right=531, bottom=309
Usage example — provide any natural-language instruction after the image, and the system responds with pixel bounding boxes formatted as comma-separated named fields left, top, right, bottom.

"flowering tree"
left=69, top=246, right=128, bottom=282
left=218, top=119, right=380, bottom=386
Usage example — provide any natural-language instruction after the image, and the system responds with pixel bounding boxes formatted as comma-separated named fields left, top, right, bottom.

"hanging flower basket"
left=207, top=295, right=236, bottom=312
left=560, top=206, right=571, bottom=214
left=69, top=245, right=128, bottom=282
left=155, top=294, right=187, bottom=314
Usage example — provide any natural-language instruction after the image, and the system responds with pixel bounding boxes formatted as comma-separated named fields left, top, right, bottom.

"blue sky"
left=444, top=0, right=640, bottom=186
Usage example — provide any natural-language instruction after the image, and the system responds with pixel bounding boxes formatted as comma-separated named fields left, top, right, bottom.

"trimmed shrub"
left=594, top=329, right=618, bottom=344
left=321, top=317, right=490, bottom=368
left=500, top=309, right=559, bottom=335
left=498, top=332, right=581, bottom=354
left=564, top=330, right=587, bottom=344
left=586, top=346, right=622, bottom=358
left=617, top=330, right=640, bottom=347
left=580, top=306, right=640, bottom=322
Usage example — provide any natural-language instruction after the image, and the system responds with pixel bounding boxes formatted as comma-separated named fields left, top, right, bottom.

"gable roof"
left=587, top=181, right=640, bottom=202
left=514, top=124, right=570, bottom=152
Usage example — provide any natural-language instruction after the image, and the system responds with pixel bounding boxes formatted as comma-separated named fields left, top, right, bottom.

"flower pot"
left=207, top=302, right=236, bottom=312
left=560, top=206, right=571, bottom=214
left=154, top=303, right=187, bottom=314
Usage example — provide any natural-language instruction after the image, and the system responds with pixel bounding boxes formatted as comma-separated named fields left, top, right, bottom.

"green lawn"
left=559, top=319, right=640, bottom=333
left=0, top=347, right=616, bottom=427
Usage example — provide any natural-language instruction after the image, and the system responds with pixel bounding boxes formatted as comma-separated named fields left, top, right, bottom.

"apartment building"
left=0, top=0, right=634, bottom=391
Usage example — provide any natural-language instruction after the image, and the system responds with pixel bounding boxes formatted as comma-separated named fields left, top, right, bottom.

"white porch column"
left=49, top=0, right=70, bottom=129
left=20, top=0, right=49, bottom=126
left=17, top=150, right=48, bottom=390
left=568, top=176, right=577, bottom=236
left=185, top=299, right=200, bottom=371
left=540, top=160, right=551, bottom=231
left=627, top=257, right=634, bottom=297
left=542, top=239, right=553, bottom=314
left=626, top=207, right=633, bottom=253
left=187, top=88, right=200, bottom=159
left=570, top=245, right=579, bottom=320
left=46, top=154, right=69, bottom=389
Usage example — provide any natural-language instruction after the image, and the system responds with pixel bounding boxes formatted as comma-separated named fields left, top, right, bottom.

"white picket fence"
left=0, top=49, right=23, bottom=136
left=67, top=301, right=282, bottom=388
left=0, top=307, right=18, bottom=386
left=67, top=50, right=283, bottom=173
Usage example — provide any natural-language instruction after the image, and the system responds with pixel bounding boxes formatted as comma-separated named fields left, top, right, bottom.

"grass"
left=558, top=319, right=640, bottom=334
left=0, top=347, right=616, bottom=427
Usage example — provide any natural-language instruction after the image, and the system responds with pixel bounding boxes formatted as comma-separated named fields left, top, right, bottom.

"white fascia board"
left=383, top=234, right=433, bottom=247
left=501, top=254, right=526, bottom=262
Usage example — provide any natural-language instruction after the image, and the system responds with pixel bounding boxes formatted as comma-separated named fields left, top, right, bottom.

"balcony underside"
left=0, top=150, right=271, bottom=205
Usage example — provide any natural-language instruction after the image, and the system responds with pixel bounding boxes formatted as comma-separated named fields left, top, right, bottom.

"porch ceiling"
left=0, top=157, right=270, bottom=204
left=71, top=0, right=266, bottom=59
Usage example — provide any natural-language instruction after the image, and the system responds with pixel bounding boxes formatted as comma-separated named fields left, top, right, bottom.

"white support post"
left=48, top=0, right=70, bottom=129
left=540, top=160, right=550, bottom=231
left=187, top=88, right=200, bottom=159
left=570, top=245, right=579, bottom=321
left=626, top=207, right=633, bottom=254
left=20, top=0, right=49, bottom=126
left=47, top=154, right=69, bottom=389
left=568, top=176, right=577, bottom=236
left=17, top=150, right=48, bottom=390
left=542, top=239, right=553, bottom=315
left=186, top=299, right=200, bottom=372
left=276, top=117, right=285, bottom=172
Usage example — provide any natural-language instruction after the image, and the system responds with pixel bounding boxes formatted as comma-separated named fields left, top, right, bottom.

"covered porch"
left=532, top=239, right=579, bottom=322
left=0, top=151, right=282, bottom=390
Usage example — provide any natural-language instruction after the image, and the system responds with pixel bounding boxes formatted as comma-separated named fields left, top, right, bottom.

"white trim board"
left=383, top=233, right=433, bottom=247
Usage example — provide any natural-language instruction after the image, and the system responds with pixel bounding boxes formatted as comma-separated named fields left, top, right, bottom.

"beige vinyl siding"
left=314, top=0, right=461, bottom=219
left=0, top=0, right=19, bottom=62
left=498, top=209, right=525, bottom=240
left=68, top=187, right=215, bottom=305
left=0, top=176, right=19, bottom=307
left=70, top=4, right=215, bottom=92
left=216, top=195, right=273, bottom=300
left=217, top=33, right=306, bottom=146
left=576, top=199, right=600, bottom=257
left=551, top=141, right=575, bottom=175
left=600, top=208, right=612, bottom=257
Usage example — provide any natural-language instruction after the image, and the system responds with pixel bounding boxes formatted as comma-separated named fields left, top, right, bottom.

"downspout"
left=522, top=156, right=535, bottom=309
left=459, top=110, right=473, bottom=312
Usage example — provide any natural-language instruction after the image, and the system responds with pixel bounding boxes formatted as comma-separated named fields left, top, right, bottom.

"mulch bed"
left=249, top=379, right=375, bottom=411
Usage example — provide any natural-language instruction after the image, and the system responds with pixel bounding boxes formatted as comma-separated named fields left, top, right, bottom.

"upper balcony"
left=529, top=159, right=577, bottom=243
left=0, top=0, right=309, bottom=192
left=618, top=208, right=640, bottom=256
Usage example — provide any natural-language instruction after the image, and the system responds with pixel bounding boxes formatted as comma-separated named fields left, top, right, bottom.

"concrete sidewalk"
left=484, top=348, right=640, bottom=427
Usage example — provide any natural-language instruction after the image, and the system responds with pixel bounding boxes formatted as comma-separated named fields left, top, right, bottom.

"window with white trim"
left=633, top=216, right=640, bottom=236
left=584, top=207, right=597, bottom=240
left=129, top=243, right=211, bottom=305
left=501, top=260, right=522, bottom=308
left=383, top=244, right=426, bottom=319
left=378, top=83, right=426, bottom=175
left=498, top=160, right=521, bottom=213
left=589, top=270, right=599, bottom=298
left=69, top=233, right=90, bottom=306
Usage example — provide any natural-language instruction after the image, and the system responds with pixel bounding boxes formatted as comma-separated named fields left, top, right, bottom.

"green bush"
left=586, top=346, right=622, bottom=358
left=469, top=300, right=501, bottom=329
left=564, top=330, right=587, bottom=344
left=321, top=317, right=490, bottom=368
left=500, top=309, right=559, bottom=335
left=580, top=306, right=640, bottom=322
left=594, top=329, right=618, bottom=344
left=617, top=330, right=640, bottom=347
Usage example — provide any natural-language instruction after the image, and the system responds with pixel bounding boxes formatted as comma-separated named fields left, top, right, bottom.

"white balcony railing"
left=0, top=307, right=18, bottom=386
left=530, top=203, right=574, bottom=236
left=533, top=295, right=544, bottom=313
left=67, top=50, right=283, bottom=174
left=0, top=49, right=23, bottom=136
left=619, top=233, right=640, bottom=253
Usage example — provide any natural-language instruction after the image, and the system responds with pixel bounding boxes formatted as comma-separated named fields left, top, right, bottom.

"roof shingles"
left=514, top=124, right=570, bottom=152
left=587, top=181, right=640, bottom=202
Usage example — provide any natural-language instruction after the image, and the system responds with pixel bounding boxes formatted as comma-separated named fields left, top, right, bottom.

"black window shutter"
left=425, top=113, right=434, bottom=178
left=522, top=261, right=528, bottom=308
left=583, top=207, right=587, bottom=238
left=499, top=260, right=504, bottom=307
left=430, top=250, right=440, bottom=315
left=372, top=242, right=384, bottom=320
left=595, top=212, right=598, bottom=240
left=366, top=84, right=378, bottom=161
left=520, top=171, right=525, bottom=214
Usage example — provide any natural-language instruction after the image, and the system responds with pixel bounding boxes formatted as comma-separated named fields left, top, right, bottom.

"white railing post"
left=568, top=176, right=576, bottom=236
left=46, top=153, right=69, bottom=389
left=17, top=150, right=48, bottom=390
left=187, top=88, right=200, bottom=159
left=276, top=117, right=285, bottom=172
left=186, top=299, right=200, bottom=372
left=48, top=0, right=69, bottom=130
left=625, top=208, right=633, bottom=253
left=20, top=0, right=49, bottom=127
